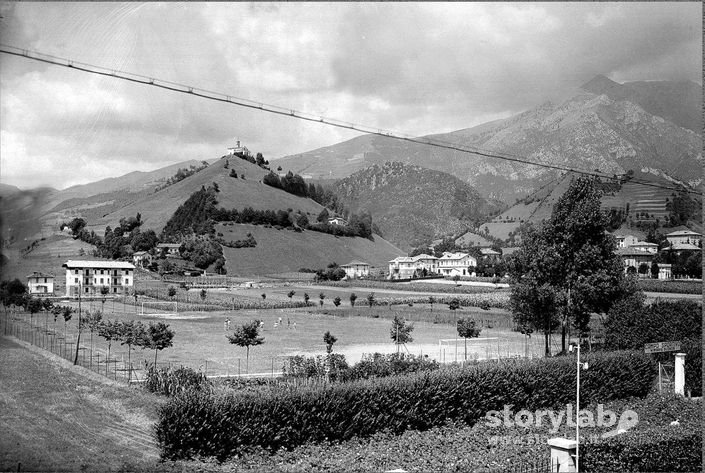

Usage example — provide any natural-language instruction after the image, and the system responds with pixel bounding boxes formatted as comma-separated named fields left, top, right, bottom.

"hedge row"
left=582, top=394, right=702, bottom=472
left=637, top=278, right=702, bottom=294
left=156, top=351, right=655, bottom=460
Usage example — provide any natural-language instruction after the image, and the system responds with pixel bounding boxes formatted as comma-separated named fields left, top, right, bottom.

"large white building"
left=62, top=260, right=135, bottom=298
left=388, top=254, right=439, bottom=280
left=437, top=252, right=477, bottom=277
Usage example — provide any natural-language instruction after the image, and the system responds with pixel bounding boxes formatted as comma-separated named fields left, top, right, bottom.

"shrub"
left=156, top=351, right=655, bottom=460
left=143, top=364, right=212, bottom=397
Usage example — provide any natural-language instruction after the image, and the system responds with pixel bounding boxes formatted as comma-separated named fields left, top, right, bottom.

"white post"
left=674, top=352, right=686, bottom=396
left=575, top=344, right=580, bottom=473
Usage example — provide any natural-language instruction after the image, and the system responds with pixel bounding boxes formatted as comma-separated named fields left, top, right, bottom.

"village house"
left=157, top=243, right=181, bottom=256
left=614, top=234, right=639, bottom=248
left=132, top=251, right=152, bottom=268
left=388, top=254, right=440, bottom=280
left=665, top=229, right=701, bottom=247
left=616, top=248, right=653, bottom=275
left=437, top=252, right=477, bottom=277
left=341, top=261, right=370, bottom=279
left=27, top=272, right=54, bottom=296
left=328, top=217, right=348, bottom=226
left=388, top=256, right=416, bottom=280
left=62, top=260, right=135, bottom=297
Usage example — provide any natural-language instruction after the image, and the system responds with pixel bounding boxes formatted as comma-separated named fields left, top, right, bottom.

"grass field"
left=9, top=294, right=562, bottom=381
left=0, top=336, right=162, bottom=472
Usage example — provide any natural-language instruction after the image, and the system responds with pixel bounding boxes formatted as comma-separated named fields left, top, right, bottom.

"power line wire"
left=1, top=44, right=700, bottom=196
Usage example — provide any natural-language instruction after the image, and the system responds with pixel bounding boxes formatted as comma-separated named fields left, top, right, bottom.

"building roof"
left=390, top=257, right=415, bottom=263
left=342, top=261, right=369, bottom=267
left=133, top=251, right=149, bottom=256
left=438, top=252, right=473, bottom=261
left=629, top=241, right=658, bottom=247
left=62, top=260, right=136, bottom=269
left=27, top=271, right=54, bottom=279
left=480, top=248, right=501, bottom=256
left=665, top=243, right=700, bottom=251
left=157, top=243, right=181, bottom=248
left=411, top=254, right=438, bottom=261
left=616, top=248, right=654, bottom=257
left=666, top=230, right=701, bottom=237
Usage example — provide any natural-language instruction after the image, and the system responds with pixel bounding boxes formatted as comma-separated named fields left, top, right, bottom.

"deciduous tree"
left=227, top=320, right=264, bottom=373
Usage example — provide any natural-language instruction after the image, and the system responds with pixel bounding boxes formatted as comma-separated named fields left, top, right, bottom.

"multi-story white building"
left=341, top=261, right=370, bottom=279
left=437, top=252, right=477, bottom=277
left=62, top=260, right=135, bottom=297
left=27, top=272, right=54, bottom=296
left=388, top=254, right=439, bottom=280
left=629, top=241, right=659, bottom=254
left=665, top=230, right=701, bottom=247
left=227, top=140, right=251, bottom=157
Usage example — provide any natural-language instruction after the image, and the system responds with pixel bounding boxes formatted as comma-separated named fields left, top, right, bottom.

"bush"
left=143, top=364, right=212, bottom=397
left=156, top=351, right=655, bottom=460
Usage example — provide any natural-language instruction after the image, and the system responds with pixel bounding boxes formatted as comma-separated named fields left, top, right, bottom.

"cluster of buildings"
left=615, top=229, right=701, bottom=279
left=26, top=260, right=136, bottom=298
left=22, top=228, right=701, bottom=298
left=388, top=252, right=480, bottom=280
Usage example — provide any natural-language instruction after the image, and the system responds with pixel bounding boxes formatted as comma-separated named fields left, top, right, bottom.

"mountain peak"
left=580, top=74, right=621, bottom=95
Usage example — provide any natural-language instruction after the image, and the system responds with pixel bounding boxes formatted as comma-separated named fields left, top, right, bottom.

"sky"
left=0, top=2, right=701, bottom=190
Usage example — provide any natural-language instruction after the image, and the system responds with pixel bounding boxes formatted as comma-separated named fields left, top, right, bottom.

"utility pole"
left=74, top=282, right=82, bottom=365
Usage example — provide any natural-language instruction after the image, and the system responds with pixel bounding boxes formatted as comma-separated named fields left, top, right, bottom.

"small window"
left=113, top=287, right=117, bottom=293
left=75, top=278, right=78, bottom=284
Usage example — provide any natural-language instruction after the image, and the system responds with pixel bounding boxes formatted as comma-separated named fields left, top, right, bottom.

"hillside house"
left=480, top=248, right=501, bottom=260
left=437, top=252, right=477, bottom=277
left=616, top=248, right=653, bottom=275
left=132, top=251, right=152, bottom=268
left=328, top=217, right=348, bottom=226
left=157, top=243, right=181, bottom=256
left=341, top=261, right=370, bottom=279
left=27, top=272, right=54, bottom=296
left=388, top=256, right=416, bottom=280
left=665, top=230, right=701, bottom=247
left=227, top=140, right=251, bottom=157
left=63, top=260, right=135, bottom=297
left=614, top=234, right=639, bottom=248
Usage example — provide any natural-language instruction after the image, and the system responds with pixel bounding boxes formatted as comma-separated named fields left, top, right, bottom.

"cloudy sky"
left=1, top=2, right=701, bottom=190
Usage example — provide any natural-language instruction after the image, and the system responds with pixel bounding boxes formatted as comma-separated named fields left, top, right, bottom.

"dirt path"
left=0, top=335, right=164, bottom=472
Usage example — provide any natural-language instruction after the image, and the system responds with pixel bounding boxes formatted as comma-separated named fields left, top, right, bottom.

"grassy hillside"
left=89, top=156, right=325, bottom=236
left=217, top=223, right=404, bottom=276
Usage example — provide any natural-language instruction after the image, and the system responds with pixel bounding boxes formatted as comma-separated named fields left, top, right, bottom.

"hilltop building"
left=62, top=260, right=135, bottom=297
left=27, top=272, right=54, bottom=296
left=227, top=140, right=251, bottom=157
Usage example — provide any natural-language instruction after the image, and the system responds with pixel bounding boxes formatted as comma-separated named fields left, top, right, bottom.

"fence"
left=0, top=308, right=287, bottom=384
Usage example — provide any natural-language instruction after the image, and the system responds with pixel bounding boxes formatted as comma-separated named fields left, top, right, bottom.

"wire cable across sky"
left=1, top=44, right=701, bottom=196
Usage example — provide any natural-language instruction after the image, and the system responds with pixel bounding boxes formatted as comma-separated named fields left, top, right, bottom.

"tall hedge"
left=156, top=351, right=655, bottom=460
left=604, top=298, right=702, bottom=396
